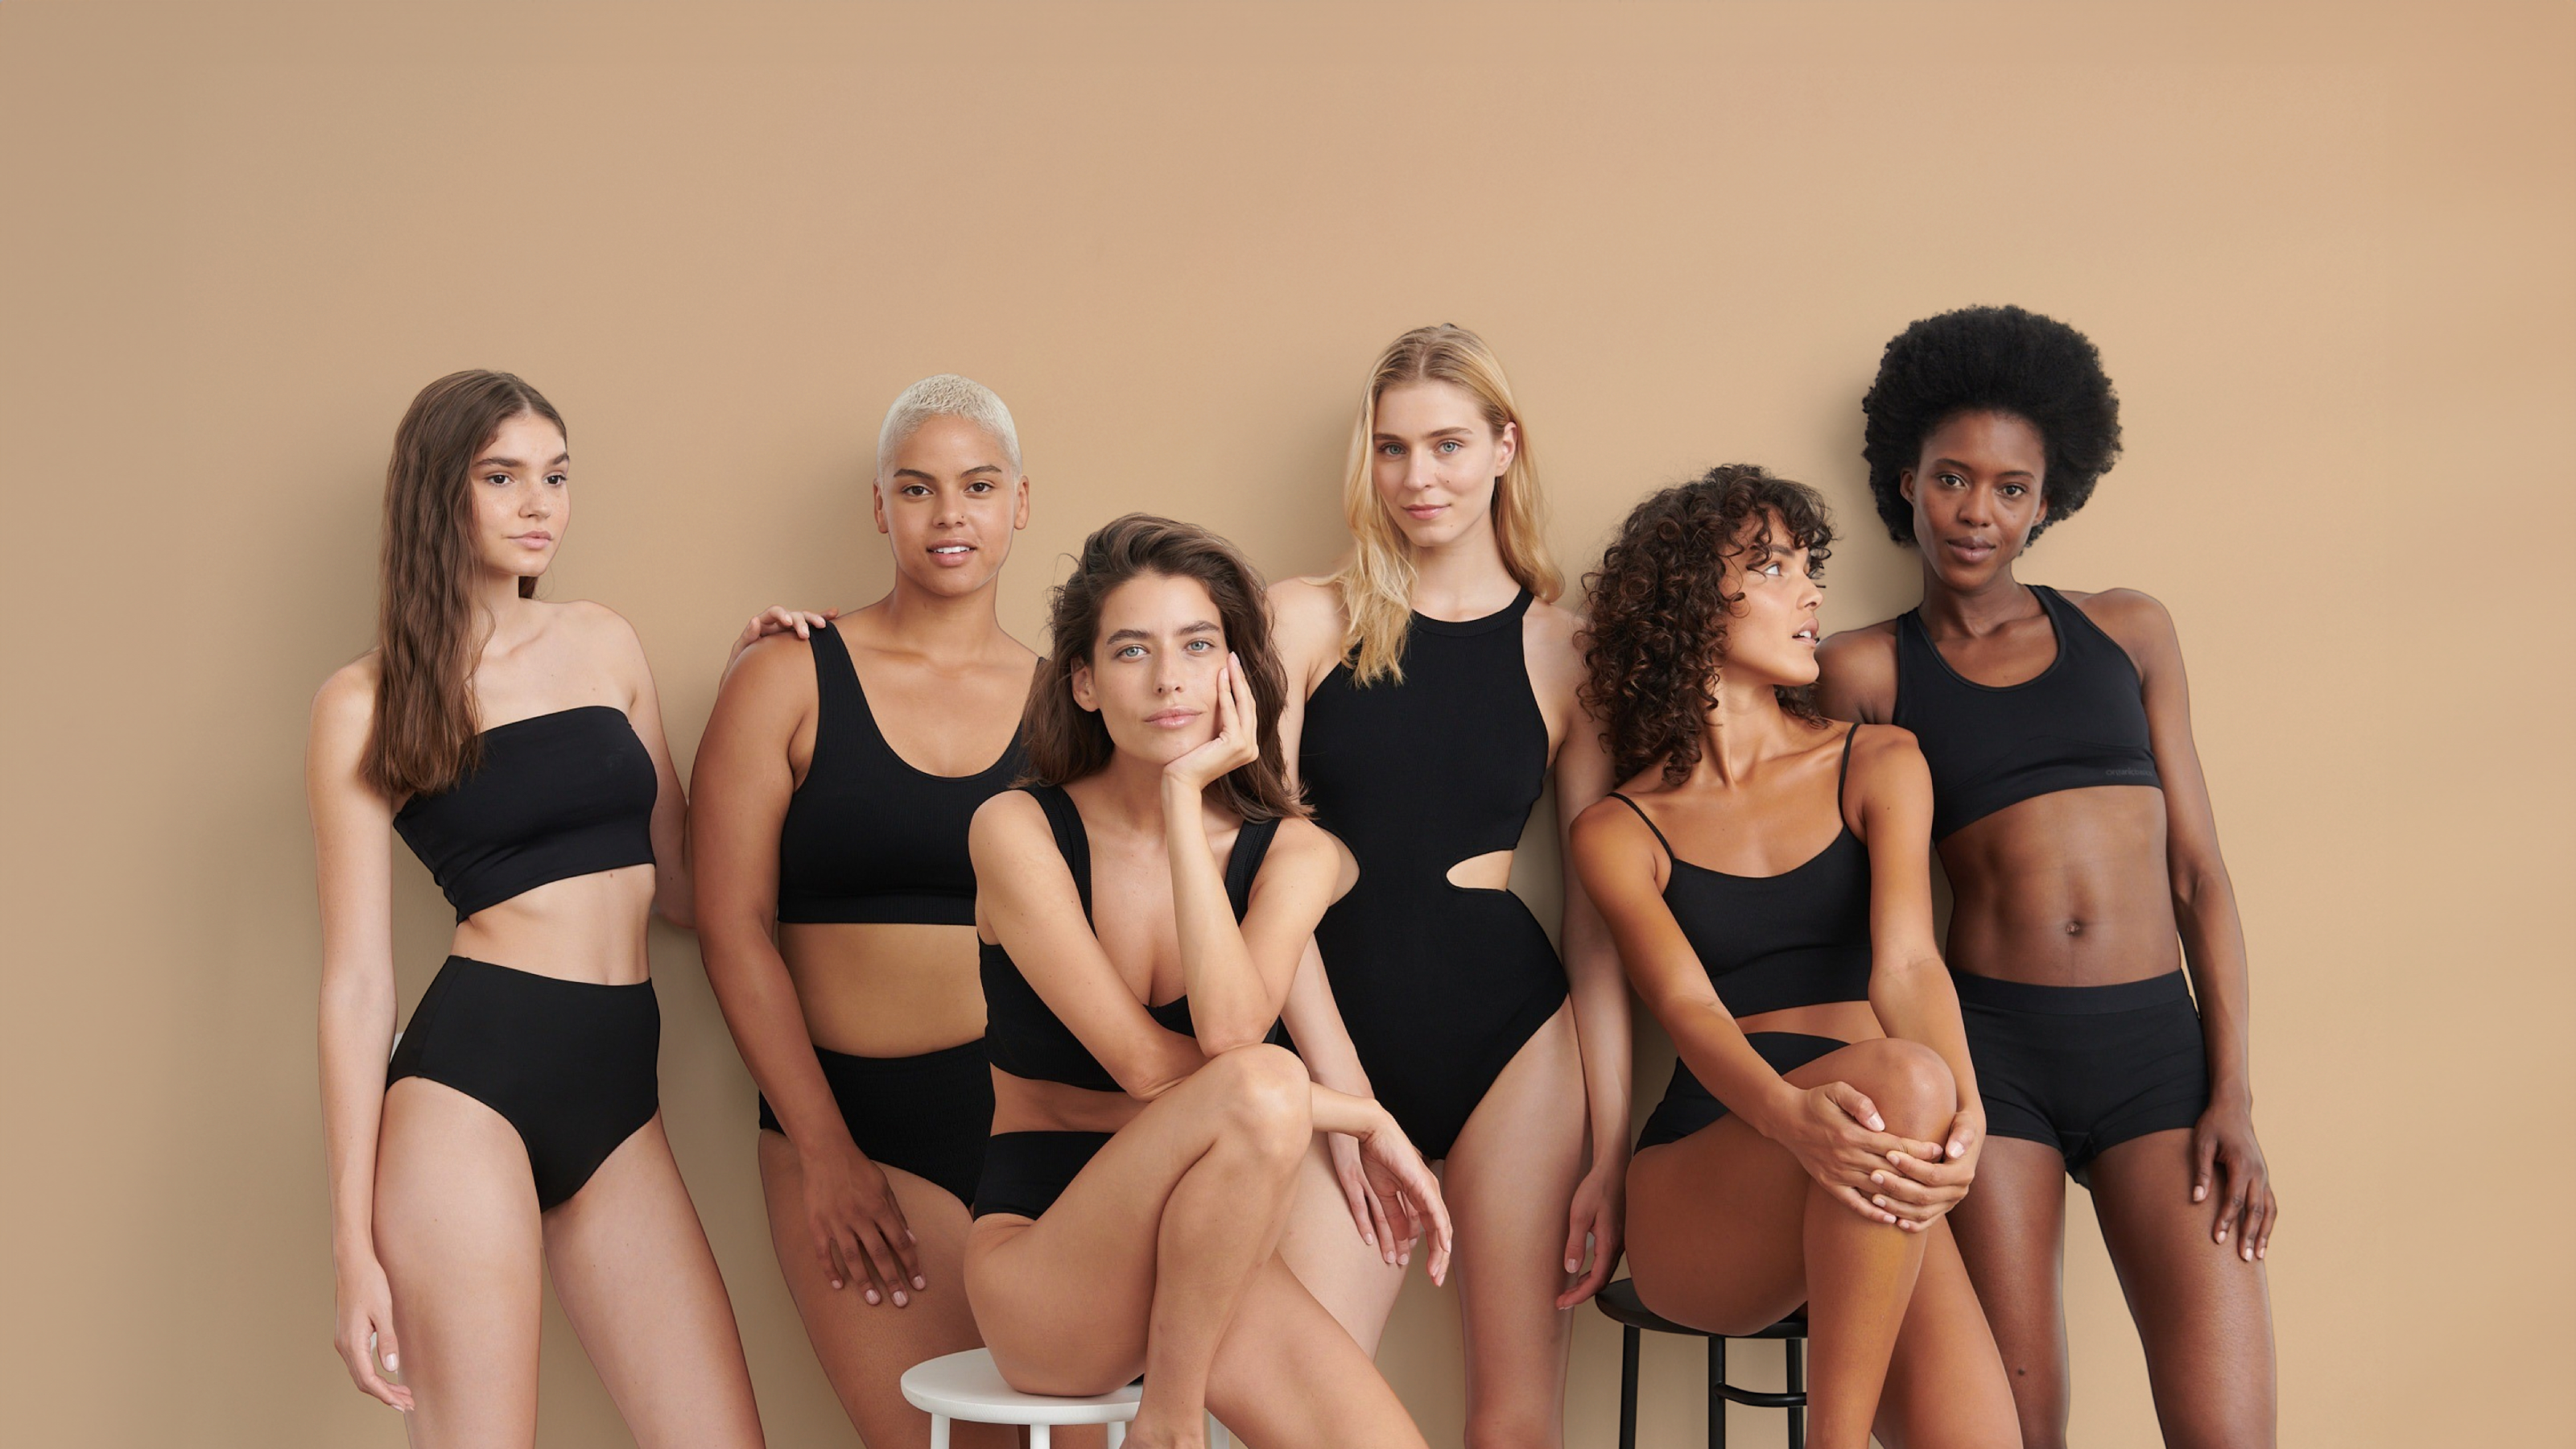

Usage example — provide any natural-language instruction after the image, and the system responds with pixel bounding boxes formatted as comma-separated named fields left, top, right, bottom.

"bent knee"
left=1840, top=1038, right=1956, bottom=1130
left=1205, top=1043, right=1311, bottom=1150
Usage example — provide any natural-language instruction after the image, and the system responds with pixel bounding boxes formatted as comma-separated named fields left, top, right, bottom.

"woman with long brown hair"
left=1266, top=324, right=1627, bottom=1443
left=1571, top=466, right=2017, bottom=1449
left=964, top=514, right=1451, bottom=1448
left=691, top=375, right=1038, bottom=1448
left=308, top=371, right=762, bottom=1444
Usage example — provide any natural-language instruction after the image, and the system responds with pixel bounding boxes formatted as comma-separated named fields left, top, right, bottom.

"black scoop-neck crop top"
left=1607, top=725, right=1874, bottom=1018
left=980, top=783, right=1279, bottom=1093
left=1892, top=585, right=2161, bottom=841
left=776, top=623, right=1026, bottom=926
left=393, top=705, right=658, bottom=922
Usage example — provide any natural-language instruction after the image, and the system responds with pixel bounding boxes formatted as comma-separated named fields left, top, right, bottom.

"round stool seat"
left=900, top=1348, right=1141, bottom=1426
left=1596, top=1278, right=1807, bottom=1340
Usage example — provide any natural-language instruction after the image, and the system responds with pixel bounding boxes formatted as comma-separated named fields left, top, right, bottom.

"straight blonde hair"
left=1331, top=324, right=1562, bottom=685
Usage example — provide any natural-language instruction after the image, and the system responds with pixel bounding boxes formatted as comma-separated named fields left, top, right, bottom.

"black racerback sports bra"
left=1607, top=724, right=1874, bottom=1018
left=979, top=783, right=1280, bottom=1093
left=393, top=705, right=659, bottom=922
left=1892, top=584, right=2161, bottom=841
left=775, top=623, right=1026, bottom=926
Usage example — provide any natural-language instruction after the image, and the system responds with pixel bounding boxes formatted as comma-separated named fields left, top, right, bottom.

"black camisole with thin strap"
left=979, top=783, right=1280, bottom=1094
left=1612, top=724, right=1874, bottom=1150
left=776, top=621, right=1026, bottom=926
left=1892, top=584, right=2161, bottom=842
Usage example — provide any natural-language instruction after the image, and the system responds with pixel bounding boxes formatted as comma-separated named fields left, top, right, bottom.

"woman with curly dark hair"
left=1571, top=466, right=2016, bottom=1449
left=1817, top=305, right=2277, bottom=1449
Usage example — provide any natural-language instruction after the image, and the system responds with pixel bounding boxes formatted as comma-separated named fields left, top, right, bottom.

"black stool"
left=1595, top=1278, right=1806, bottom=1449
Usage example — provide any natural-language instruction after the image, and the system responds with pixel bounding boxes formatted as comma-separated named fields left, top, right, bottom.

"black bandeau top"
left=1892, top=584, right=2162, bottom=841
left=1608, top=725, right=1874, bottom=1018
left=980, top=783, right=1279, bottom=1094
left=775, top=623, right=1026, bottom=926
left=393, top=705, right=658, bottom=922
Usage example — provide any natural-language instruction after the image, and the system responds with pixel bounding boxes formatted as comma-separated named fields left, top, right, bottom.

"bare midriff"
left=778, top=920, right=987, bottom=1058
left=1938, top=785, right=2178, bottom=988
left=989, top=1072, right=1150, bottom=1136
left=448, top=867, right=658, bottom=985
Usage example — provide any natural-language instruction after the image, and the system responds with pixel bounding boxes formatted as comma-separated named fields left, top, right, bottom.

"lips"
left=1145, top=708, right=1200, bottom=728
left=1404, top=503, right=1446, bottom=520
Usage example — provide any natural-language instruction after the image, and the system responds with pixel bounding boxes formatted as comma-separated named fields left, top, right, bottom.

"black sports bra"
left=776, top=623, right=1026, bottom=925
left=393, top=705, right=658, bottom=922
left=980, top=784, right=1279, bottom=1093
left=1608, top=725, right=1873, bottom=1018
left=1892, top=585, right=2161, bottom=841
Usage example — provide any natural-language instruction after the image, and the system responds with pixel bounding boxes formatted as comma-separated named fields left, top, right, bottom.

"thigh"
left=543, top=1117, right=762, bottom=1449
left=1945, top=1135, right=2070, bottom=1440
left=759, top=1134, right=1008, bottom=1449
left=1442, top=1004, right=1587, bottom=1439
left=1275, top=1135, right=1410, bottom=1356
left=1873, top=1220, right=2020, bottom=1449
left=1622, top=1114, right=1812, bottom=1337
left=1204, top=1255, right=1426, bottom=1449
left=374, top=1077, right=546, bottom=1449
left=2087, top=1128, right=2277, bottom=1449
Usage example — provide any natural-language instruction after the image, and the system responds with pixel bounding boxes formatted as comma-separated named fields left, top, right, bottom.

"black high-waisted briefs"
left=386, top=956, right=659, bottom=1211
left=972, top=1129, right=1113, bottom=1220
left=1634, top=1031, right=1849, bottom=1151
left=758, top=1038, right=993, bottom=1206
left=1952, top=968, right=2208, bottom=1183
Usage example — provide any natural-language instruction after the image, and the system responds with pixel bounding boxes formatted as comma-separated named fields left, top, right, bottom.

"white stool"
left=900, top=1348, right=1231, bottom=1448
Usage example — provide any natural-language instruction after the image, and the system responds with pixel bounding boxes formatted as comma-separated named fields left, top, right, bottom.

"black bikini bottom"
left=1634, top=1032, right=1849, bottom=1151
left=1952, top=969, right=2208, bottom=1184
left=971, top=1130, right=1112, bottom=1220
left=758, top=1038, right=993, bottom=1206
left=386, top=956, right=658, bottom=1211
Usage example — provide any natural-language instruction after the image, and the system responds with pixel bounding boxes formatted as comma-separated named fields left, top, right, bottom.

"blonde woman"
left=1269, top=324, right=1629, bottom=1443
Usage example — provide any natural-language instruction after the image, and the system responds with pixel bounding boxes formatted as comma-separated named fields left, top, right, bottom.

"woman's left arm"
left=2099, top=589, right=2275, bottom=1261
left=1855, top=726, right=1988, bottom=1222
left=1537, top=613, right=1631, bottom=1307
left=601, top=605, right=694, bottom=930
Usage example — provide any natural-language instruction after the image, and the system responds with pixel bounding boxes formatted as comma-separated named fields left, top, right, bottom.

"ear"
left=1492, top=419, right=1519, bottom=477
left=1069, top=659, right=1099, bottom=714
left=870, top=479, right=890, bottom=536
left=1897, top=468, right=1917, bottom=506
left=1012, top=474, right=1031, bottom=531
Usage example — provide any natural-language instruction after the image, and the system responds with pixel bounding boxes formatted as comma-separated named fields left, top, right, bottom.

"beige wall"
left=2, top=2, right=2568, bottom=1444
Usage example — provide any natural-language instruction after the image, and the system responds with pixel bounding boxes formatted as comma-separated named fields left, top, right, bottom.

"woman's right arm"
left=1568, top=796, right=1933, bottom=1227
left=307, top=666, right=413, bottom=1412
left=691, top=636, right=923, bottom=1303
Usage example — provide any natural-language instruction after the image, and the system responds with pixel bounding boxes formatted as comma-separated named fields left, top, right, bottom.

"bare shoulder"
left=719, top=628, right=819, bottom=699
left=310, top=654, right=381, bottom=746
left=1815, top=618, right=1900, bottom=677
left=1264, top=813, right=1347, bottom=873
left=1269, top=576, right=1346, bottom=650
left=555, top=597, right=646, bottom=656
left=970, top=785, right=1048, bottom=848
left=1525, top=595, right=1584, bottom=651
left=1847, top=720, right=1926, bottom=774
left=2065, top=586, right=2181, bottom=664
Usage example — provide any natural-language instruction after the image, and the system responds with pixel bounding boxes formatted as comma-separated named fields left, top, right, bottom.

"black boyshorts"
left=1952, top=968, right=2209, bottom=1184
left=1634, top=1032, right=1850, bottom=1151
left=758, top=1037, right=993, bottom=1207
left=972, top=1130, right=1113, bottom=1220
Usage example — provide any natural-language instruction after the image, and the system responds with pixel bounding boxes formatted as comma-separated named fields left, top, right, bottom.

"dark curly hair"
left=1582, top=465, right=1835, bottom=787
left=1861, top=304, right=2123, bottom=545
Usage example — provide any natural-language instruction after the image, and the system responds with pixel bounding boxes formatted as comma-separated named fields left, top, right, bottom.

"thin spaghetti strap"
left=1836, top=723, right=1861, bottom=812
left=1605, top=791, right=1676, bottom=861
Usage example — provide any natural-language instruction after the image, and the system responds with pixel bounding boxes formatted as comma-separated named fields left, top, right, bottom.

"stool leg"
left=1208, top=1412, right=1230, bottom=1447
left=1107, top=1423, right=1125, bottom=1448
left=1707, top=1337, right=1727, bottom=1449
left=1620, top=1325, right=1641, bottom=1449
left=1786, top=1337, right=1806, bottom=1449
left=1030, top=1426, right=1050, bottom=1448
left=929, top=1414, right=950, bottom=1449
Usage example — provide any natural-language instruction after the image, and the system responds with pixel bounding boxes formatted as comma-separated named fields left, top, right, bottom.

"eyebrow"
left=472, top=452, right=571, bottom=470
left=1104, top=620, right=1221, bottom=646
left=1929, top=456, right=2034, bottom=478
left=892, top=464, right=1005, bottom=481
left=1374, top=427, right=1476, bottom=443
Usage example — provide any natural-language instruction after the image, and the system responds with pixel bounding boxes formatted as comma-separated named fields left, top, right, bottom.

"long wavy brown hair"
left=365, top=370, right=566, bottom=799
left=1021, top=514, right=1303, bottom=822
left=1582, top=464, right=1836, bottom=787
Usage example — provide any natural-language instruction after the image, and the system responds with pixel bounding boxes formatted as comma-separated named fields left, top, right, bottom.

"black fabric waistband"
left=1949, top=968, right=2191, bottom=1015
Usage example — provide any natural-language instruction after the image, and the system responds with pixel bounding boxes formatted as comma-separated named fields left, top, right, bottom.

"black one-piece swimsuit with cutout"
left=1295, top=590, right=1567, bottom=1160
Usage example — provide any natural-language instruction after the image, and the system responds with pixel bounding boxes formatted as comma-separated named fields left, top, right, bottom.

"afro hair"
left=1860, top=305, right=2123, bottom=545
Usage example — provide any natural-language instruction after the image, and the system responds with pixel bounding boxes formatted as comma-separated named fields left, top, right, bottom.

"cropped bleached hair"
left=876, top=374, right=1022, bottom=476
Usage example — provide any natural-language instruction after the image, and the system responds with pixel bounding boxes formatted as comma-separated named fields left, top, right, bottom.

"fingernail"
left=894, top=1291, right=909, bottom=1307
left=1889, top=1150, right=1905, bottom=1163
left=2216, top=1231, right=2227, bottom=1243
left=914, top=1276, right=927, bottom=1290
left=1872, top=1171, right=1885, bottom=1184
left=1868, top=1117, right=1885, bottom=1130
left=1872, top=1195, right=1888, bottom=1208
left=1950, top=1142, right=1963, bottom=1157
left=864, top=1289, right=880, bottom=1303
left=385, top=1354, right=398, bottom=1371
left=1567, top=1259, right=1579, bottom=1272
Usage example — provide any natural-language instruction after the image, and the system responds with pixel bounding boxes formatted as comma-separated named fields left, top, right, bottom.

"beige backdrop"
left=2, top=2, right=2568, bottom=1445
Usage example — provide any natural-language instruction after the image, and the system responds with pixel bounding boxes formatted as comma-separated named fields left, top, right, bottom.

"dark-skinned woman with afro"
left=1816, top=305, right=2277, bottom=1449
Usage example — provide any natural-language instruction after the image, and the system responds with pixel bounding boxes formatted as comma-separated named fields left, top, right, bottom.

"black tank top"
left=979, top=784, right=1280, bottom=1093
left=1892, top=585, right=2161, bottom=841
left=775, top=623, right=1026, bottom=925
left=393, top=706, right=658, bottom=922
left=1608, top=724, right=1873, bottom=1017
